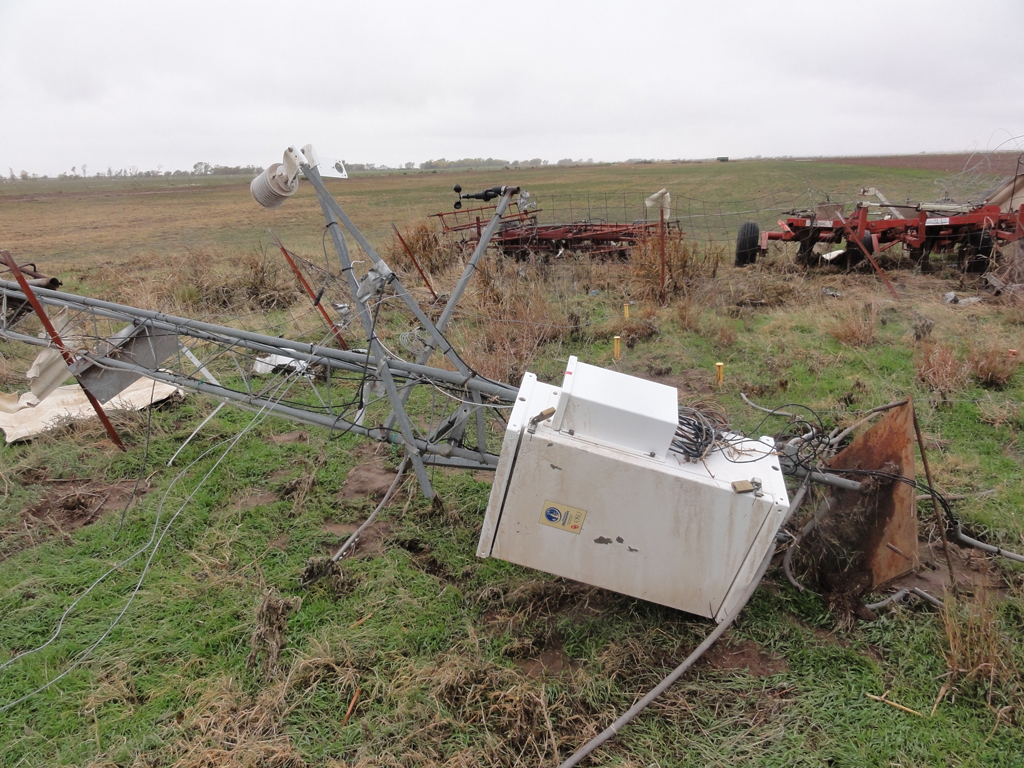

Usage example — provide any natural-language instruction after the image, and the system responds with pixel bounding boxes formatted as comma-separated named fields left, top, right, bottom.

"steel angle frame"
left=0, top=281, right=516, bottom=401
left=377, top=183, right=518, bottom=451
left=0, top=323, right=503, bottom=467
left=307, top=167, right=437, bottom=496
left=0, top=178, right=521, bottom=497
left=302, top=165, right=519, bottom=495
left=0, top=281, right=517, bottom=476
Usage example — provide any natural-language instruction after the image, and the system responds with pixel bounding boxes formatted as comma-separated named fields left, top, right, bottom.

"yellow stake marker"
left=716, top=362, right=724, bottom=385
left=614, top=335, right=621, bottom=360
left=623, top=303, right=630, bottom=320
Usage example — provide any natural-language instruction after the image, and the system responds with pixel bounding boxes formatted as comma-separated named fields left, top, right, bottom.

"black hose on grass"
left=954, top=524, right=1024, bottom=564
left=865, top=587, right=944, bottom=612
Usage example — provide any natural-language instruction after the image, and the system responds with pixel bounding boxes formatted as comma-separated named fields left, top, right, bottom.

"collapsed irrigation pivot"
left=1, top=143, right=1023, bottom=766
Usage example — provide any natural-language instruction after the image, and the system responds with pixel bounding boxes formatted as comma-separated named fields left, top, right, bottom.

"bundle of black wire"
left=670, top=407, right=727, bottom=461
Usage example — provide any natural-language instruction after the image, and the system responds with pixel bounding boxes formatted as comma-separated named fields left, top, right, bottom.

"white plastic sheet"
left=0, top=379, right=181, bottom=443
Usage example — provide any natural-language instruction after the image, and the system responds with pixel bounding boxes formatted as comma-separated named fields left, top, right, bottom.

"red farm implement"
left=735, top=171, right=1024, bottom=273
left=431, top=186, right=683, bottom=259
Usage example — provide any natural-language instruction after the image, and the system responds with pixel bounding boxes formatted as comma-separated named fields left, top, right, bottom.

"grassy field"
left=0, top=159, right=1022, bottom=767
left=0, top=158, right=991, bottom=265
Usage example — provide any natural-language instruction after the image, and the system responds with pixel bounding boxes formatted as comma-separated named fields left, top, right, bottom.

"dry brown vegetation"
left=387, top=221, right=464, bottom=280
left=829, top=303, right=878, bottom=347
left=98, top=248, right=299, bottom=315
left=967, top=342, right=1021, bottom=388
left=624, top=235, right=720, bottom=302
left=455, top=259, right=572, bottom=383
left=917, top=342, right=971, bottom=394
left=940, top=591, right=1021, bottom=728
left=977, top=394, right=1023, bottom=428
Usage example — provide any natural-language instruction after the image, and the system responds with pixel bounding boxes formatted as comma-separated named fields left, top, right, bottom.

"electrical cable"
left=953, top=524, right=1024, bottom=564
left=326, top=457, right=409, bottom=565
left=112, top=376, right=157, bottom=540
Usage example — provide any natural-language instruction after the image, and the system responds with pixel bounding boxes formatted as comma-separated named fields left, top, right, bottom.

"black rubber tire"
left=972, top=231, right=994, bottom=259
left=960, top=231, right=993, bottom=273
left=836, top=232, right=872, bottom=268
left=735, top=222, right=760, bottom=267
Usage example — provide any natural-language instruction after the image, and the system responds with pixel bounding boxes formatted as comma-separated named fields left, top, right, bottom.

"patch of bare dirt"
left=23, top=478, right=152, bottom=533
left=3, top=478, right=152, bottom=563
left=232, top=489, right=280, bottom=511
left=352, top=441, right=386, bottom=460
left=268, top=534, right=289, bottom=550
left=269, top=430, right=308, bottom=445
left=703, top=638, right=790, bottom=677
left=646, top=368, right=717, bottom=396
left=321, top=520, right=391, bottom=558
left=337, top=461, right=397, bottom=501
left=393, top=538, right=467, bottom=584
left=887, top=540, right=1005, bottom=597
left=515, top=647, right=581, bottom=679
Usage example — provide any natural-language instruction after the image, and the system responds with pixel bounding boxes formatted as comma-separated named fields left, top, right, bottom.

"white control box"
left=477, top=358, right=789, bottom=622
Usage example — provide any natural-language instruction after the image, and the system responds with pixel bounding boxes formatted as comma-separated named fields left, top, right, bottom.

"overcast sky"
left=1, top=0, right=1022, bottom=176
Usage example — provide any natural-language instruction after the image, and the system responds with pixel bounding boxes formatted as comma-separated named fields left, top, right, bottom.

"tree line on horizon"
left=4, top=162, right=265, bottom=182
left=3, top=156, right=618, bottom=181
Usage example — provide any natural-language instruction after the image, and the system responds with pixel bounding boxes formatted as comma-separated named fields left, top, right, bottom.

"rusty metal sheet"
left=824, top=399, right=918, bottom=587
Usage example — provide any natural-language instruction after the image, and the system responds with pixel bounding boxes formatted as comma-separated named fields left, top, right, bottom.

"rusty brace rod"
left=0, top=249, right=126, bottom=450
left=835, top=210, right=899, bottom=301
left=268, top=230, right=349, bottom=350
left=391, top=223, right=438, bottom=300
left=912, top=408, right=957, bottom=592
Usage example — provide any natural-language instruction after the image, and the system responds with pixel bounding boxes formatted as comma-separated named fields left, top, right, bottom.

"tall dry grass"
left=626, top=235, right=720, bottom=303
left=98, top=247, right=298, bottom=315
left=967, top=341, right=1021, bottom=388
left=829, top=303, right=878, bottom=347
left=456, top=259, right=572, bottom=383
left=387, top=221, right=465, bottom=289
left=916, top=342, right=971, bottom=393
left=940, top=591, right=1020, bottom=724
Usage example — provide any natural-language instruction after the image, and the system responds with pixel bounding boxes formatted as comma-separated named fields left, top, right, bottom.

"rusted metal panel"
left=824, top=399, right=918, bottom=587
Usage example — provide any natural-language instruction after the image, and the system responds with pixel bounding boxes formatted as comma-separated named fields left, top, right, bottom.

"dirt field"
left=817, top=151, right=1021, bottom=176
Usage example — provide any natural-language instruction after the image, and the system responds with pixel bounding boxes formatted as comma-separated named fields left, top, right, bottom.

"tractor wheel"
left=846, top=232, right=873, bottom=266
left=909, top=246, right=932, bottom=273
left=960, top=231, right=993, bottom=273
left=735, top=222, right=760, bottom=267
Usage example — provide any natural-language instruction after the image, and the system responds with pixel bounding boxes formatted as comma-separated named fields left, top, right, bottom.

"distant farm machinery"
left=735, top=171, right=1024, bottom=272
left=431, top=187, right=683, bottom=260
